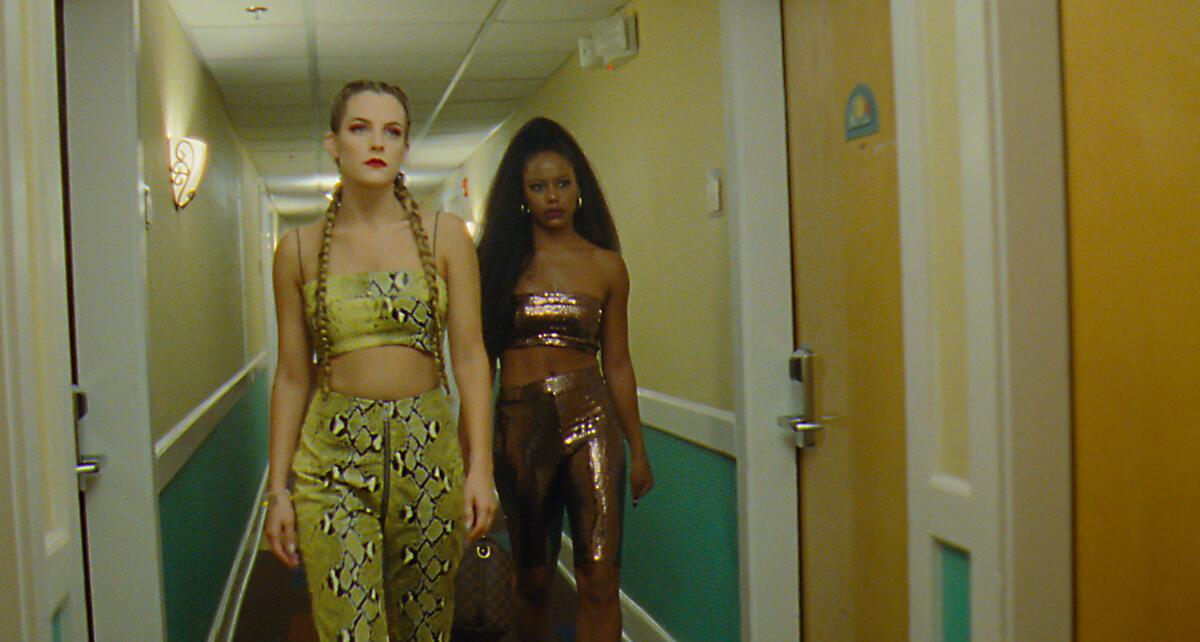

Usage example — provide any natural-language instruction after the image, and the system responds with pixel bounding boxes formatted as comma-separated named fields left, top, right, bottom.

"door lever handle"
left=76, top=454, right=103, bottom=490
left=778, top=415, right=823, bottom=448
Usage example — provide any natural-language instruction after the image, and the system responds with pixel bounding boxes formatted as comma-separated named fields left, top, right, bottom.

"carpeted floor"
left=232, top=514, right=579, bottom=641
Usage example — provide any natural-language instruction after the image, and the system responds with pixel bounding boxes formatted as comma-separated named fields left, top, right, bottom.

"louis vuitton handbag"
left=452, top=536, right=517, bottom=641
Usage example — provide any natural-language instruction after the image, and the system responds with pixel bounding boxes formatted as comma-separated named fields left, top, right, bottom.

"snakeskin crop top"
left=303, top=270, right=446, bottom=358
left=509, top=291, right=603, bottom=354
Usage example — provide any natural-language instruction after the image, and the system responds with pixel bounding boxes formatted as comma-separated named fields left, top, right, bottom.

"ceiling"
left=167, top=0, right=629, bottom=217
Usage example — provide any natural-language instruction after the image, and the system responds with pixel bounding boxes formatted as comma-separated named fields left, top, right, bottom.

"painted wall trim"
left=558, top=535, right=676, bottom=642
left=154, top=351, right=267, bottom=491
left=637, top=388, right=735, bottom=458
left=208, top=467, right=268, bottom=642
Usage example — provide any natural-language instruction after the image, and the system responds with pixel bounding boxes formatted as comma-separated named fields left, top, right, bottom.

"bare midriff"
left=325, top=345, right=441, bottom=400
left=499, top=345, right=598, bottom=388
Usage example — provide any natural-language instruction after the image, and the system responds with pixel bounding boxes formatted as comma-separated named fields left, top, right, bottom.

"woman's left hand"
left=462, top=468, right=499, bottom=543
left=630, top=451, right=655, bottom=506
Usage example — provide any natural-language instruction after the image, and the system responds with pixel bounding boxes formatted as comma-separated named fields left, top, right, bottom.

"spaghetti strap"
left=296, top=230, right=305, bottom=283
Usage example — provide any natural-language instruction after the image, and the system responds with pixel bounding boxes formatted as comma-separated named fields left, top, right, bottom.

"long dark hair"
left=476, top=117, right=620, bottom=362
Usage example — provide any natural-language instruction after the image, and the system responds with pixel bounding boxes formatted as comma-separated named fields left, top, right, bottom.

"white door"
left=725, top=1, right=1073, bottom=639
left=0, top=0, right=89, bottom=640
left=61, top=0, right=168, bottom=639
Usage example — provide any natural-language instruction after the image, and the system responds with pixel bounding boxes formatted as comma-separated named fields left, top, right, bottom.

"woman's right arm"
left=265, top=228, right=314, bottom=568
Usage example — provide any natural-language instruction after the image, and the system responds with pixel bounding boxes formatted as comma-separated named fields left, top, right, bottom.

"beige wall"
left=239, top=147, right=269, bottom=358
left=449, top=0, right=730, bottom=409
left=140, top=0, right=266, bottom=437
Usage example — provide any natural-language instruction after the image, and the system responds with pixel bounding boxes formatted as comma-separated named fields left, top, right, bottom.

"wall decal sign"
left=844, top=83, right=879, bottom=141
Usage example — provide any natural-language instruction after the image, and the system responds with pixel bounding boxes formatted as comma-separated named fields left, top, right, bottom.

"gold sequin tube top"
left=303, top=270, right=446, bottom=358
left=509, top=291, right=603, bottom=354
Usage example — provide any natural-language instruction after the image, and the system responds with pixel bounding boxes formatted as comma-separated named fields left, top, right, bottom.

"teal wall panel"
left=158, top=371, right=269, bottom=642
left=940, top=543, right=971, bottom=642
left=619, top=426, right=739, bottom=641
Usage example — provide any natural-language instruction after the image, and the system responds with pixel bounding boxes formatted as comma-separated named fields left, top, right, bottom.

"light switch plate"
left=706, top=168, right=722, bottom=216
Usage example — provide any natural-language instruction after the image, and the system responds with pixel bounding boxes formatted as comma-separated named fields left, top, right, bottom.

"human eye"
left=528, top=182, right=544, bottom=191
left=386, top=126, right=404, bottom=138
left=558, top=178, right=573, bottom=189
left=348, top=122, right=366, bottom=134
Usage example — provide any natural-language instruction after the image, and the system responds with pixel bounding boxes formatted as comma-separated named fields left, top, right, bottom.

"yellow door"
left=781, top=0, right=908, bottom=639
left=1065, top=1, right=1200, bottom=639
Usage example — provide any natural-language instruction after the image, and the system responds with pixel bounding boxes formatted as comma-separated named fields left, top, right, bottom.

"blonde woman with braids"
left=264, top=80, right=497, bottom=641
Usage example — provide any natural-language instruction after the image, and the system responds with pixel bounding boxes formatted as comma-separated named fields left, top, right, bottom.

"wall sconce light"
left=169, top=136, right=208, bottom=209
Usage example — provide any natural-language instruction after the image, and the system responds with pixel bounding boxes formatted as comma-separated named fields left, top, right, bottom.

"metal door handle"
left=783, top=348, right=824, bottom=448
left=76, top=455, right=103, bottom=490
left=778, top=415, right=823, bottom=448
left=76, top=457, right=101, bottom=475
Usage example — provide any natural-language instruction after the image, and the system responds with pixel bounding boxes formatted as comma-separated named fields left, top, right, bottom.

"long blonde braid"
left=313, top=184, right=342, bottom=392
left=394, top=172, right=448, bottom=392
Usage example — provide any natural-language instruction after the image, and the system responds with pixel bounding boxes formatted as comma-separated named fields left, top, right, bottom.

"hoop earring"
left=395, top=171, right=406, bottom=188
left=520, top=203, right=530, bottom=216
left=577, top=195, right=583, bottom=210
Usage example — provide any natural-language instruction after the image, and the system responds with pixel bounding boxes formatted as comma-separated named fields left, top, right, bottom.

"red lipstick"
left=365, top=158, right=387, bottom=168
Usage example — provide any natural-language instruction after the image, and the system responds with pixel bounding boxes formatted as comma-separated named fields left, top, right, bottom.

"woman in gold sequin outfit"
left=477, top=117, right=655, bottom=642
left=264, top=80, right=497, bottom=642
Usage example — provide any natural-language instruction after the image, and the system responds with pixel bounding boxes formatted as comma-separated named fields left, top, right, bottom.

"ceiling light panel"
left=266, top=174, right=339, bottom=195
left=168, top=0, right=305, bottom=27
left=188, top=25, right=307, bottom=60
left=477, top=20, right=594, bottom=54
left=269, top=193, right=330, bottom=216
left=314, top=0, right=497, bottom=24
left=497, top=0, right=628, bottom=22
left=207, top=57, right=310, bottom=85
left=317, top=23, right=477, bottom=59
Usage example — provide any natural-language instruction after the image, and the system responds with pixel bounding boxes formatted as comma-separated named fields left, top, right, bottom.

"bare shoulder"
left=424, top=211, right=469, bottom=248
left=422, top=211, right=476, bottom=272
left=274, top=227, right=300, bottom=266
left=590, top=247, right=627, bottom=280
left=425, top=209, right=468, bottom=235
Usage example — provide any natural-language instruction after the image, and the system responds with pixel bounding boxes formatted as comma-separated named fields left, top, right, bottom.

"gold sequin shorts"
left=494, top=365, right=626, bottom=571
left=292, top=386, right=464, bottom=642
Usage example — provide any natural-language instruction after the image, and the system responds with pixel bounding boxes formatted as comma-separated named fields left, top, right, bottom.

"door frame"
left=724, top=0, right=1073, bottom=638
left=1, top=0, right=90, bottom=639
left=890, top=0, right=1073, bottom=638
left=721, top=1, right=802, bottom=639
left=61, top=0, right=168, bottom=638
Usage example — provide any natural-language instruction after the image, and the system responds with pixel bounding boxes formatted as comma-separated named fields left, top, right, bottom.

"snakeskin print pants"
left=292, top=386, right=464, bottom=642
